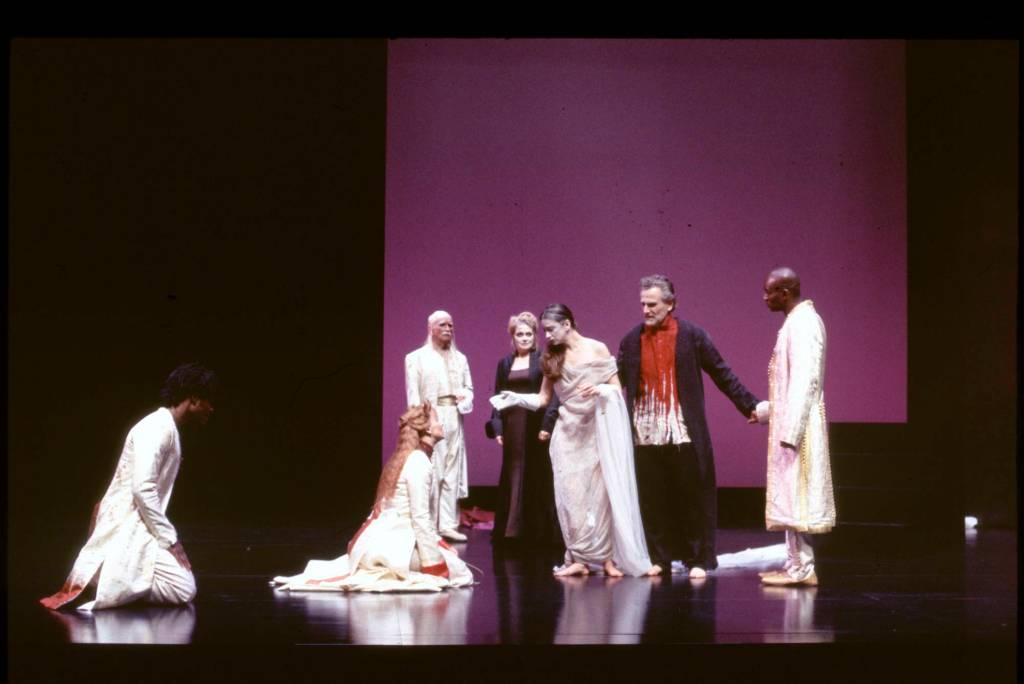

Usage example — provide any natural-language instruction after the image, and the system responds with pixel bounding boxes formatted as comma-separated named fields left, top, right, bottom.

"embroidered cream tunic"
left=43, top=408, right=184, bottom=609
left=762, top=301, right=835, bottom=533
left=404, top=344, right=473, bottom=500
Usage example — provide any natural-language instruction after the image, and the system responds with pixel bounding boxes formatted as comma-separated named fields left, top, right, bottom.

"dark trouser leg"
left=678, top=443, right=718, bottom=570
left=635, top=444, right=673, bottom=571
left=660, top=443, right=690, bottom=565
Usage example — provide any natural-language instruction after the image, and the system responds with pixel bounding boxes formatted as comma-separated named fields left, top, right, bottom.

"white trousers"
left=80, top=547, right=196, bottom=611
left=432, top=406, right=465, bottom=533
left=784, top=529, right=815, bottom=579
left=148, top=547, right=197, bottom=605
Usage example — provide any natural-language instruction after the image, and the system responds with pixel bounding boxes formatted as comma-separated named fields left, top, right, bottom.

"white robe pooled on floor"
left=273, top=450, right=473, bottom=592
left=40, top=407, right=195, bottom=610
left=756, top=300, right=835, bottom=533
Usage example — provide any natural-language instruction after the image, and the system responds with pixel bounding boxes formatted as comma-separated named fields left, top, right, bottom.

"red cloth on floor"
left=459, top=506, right=495, bottom=530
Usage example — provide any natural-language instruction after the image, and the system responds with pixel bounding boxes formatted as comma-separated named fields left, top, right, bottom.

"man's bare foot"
left=689, top=566, right=707, bottom=579
left=554, top=562, right=589, bottom=577
left=604, top=560, right=624, bottom=577
left=645, top=564, right=664, bottom=576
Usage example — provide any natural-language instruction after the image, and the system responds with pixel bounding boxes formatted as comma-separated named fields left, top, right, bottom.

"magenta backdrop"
left=383, top=40, right=906, bottom=487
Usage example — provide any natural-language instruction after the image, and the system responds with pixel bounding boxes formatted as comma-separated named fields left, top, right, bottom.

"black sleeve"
left=486, top=359, right=505, bottom=439
left=698, top=329, right=759, bottom=416
left=616, top=332, right=633, bottom=400
left=541, top=392, right=560, bottom=433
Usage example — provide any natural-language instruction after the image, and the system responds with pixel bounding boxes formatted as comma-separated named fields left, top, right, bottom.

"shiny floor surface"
left=10, top=525, right=1016, bottom=682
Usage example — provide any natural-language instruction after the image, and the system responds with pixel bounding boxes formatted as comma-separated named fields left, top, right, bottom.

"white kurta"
left=41, top=407, right=192, bottom=610
left=758, top=300, right=835, bottom=533
left=273, top=450, right=473, bottom=592
left=405, top=344, right=473, bottom=527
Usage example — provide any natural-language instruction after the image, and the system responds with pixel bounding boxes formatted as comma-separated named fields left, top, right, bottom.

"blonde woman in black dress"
left=486, top=312, right=561, bottom=547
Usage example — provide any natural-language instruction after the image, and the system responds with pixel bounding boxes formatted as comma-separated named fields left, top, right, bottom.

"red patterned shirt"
left=634, top=316, right=690, bottom=445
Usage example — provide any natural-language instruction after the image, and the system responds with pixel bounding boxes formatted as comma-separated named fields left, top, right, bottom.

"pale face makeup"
left=430, top=317, right=454, bottom=346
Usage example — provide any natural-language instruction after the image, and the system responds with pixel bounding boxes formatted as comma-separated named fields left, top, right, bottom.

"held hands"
left=538, top=431, right=551, bottom=442
left=169, top=541, right=192, bottom=572
left=751, top=400, right=770, bottom=425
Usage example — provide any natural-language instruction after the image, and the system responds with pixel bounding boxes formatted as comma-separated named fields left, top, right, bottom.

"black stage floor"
left=9, top=524, right=1017, bottom=682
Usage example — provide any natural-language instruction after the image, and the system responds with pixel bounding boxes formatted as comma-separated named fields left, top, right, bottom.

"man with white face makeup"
left=405, top=311, right=474, bottom=542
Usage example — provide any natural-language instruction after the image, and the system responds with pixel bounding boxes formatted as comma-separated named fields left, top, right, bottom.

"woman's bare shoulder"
left=582, top=337, right=612, bottom=359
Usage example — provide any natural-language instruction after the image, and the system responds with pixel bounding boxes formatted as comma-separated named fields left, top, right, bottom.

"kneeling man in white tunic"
left=40, top=363, right=218, bottom=611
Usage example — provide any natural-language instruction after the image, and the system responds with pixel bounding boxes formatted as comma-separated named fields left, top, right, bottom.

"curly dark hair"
left=158, top=363, right=219, bottom=407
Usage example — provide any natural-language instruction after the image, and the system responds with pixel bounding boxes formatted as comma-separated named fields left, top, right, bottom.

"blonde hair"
left=507, top=311, right=538, bottom=352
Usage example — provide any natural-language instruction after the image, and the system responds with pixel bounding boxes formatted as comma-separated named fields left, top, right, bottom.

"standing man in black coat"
left=617, top=274, right=759, bottom=577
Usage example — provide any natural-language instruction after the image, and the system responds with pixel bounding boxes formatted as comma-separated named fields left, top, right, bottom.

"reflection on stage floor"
left=13, top=526, right=1014, bottom=648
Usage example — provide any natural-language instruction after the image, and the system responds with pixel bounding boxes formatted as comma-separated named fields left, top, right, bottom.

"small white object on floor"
left=964, top=515, right=978, bottom=530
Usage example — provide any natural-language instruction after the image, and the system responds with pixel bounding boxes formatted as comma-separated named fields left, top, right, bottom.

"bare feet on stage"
left=552, top=560, right=624, bottom=577
left=689, top=566, right=707, bottom=579
left=645, top=564, right=664, bottom=577
left=554, top=562, right=590, bottom=577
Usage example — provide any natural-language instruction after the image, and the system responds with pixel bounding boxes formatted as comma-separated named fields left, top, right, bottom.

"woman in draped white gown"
left=490, top=304, right=655, bottom=578
left=272, top=402, right=473, bottom=592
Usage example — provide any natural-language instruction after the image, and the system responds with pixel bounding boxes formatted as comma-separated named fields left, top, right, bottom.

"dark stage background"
left=8, top=39, right=388, bottom=545
left=7, top=40, right=1017, bottom=597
